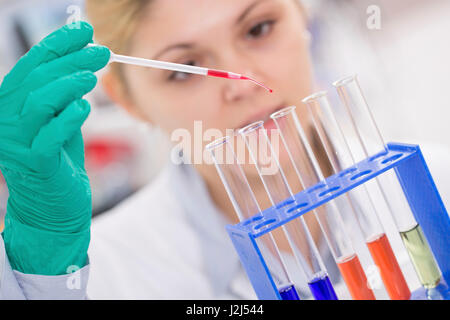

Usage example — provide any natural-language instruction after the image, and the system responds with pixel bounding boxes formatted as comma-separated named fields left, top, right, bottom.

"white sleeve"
left=0, top=234, right=89, bottom=300
left=0, top=235, right=25, bottom=299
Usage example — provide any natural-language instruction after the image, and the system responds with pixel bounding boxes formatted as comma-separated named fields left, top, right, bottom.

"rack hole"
left=318, top=186, right=341, bottom=197
left=339, top=167, right=357, bottom=177
left=369, top=150, right=388, bottom=162
left=307, top=183, right=327, bottom=193
left=350, top=170, right=372, bottom=181
left=276, top=199, right=295, bottom=210
left=254, top=219, right=277, bottom=230
left=243, top=215, right=263, bottom=226
left=381, top=153, right=403, bottom=164
left=287, top=202, right=309, bottom=214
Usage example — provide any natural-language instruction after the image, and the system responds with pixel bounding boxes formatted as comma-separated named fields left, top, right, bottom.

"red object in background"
left=85, top=138, right=133, bottom=169
left=84, top=138, right=136, bottom=216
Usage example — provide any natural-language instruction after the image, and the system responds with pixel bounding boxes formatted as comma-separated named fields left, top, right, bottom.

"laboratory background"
left=0, top=0, right=449, bottom=300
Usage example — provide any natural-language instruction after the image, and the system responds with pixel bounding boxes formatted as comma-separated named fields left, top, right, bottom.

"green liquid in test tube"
left=333, top=75, right=443, bottom=295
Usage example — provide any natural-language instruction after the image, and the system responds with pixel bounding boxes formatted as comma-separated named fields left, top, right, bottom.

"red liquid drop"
left=367, top=233, right=411, bottom=300
left=337, top=254, right=376, bottom=300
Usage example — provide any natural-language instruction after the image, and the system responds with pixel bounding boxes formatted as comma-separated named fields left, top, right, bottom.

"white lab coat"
left=86, top=160, right=257, bottom=299
left=0, top=141, right=449, bottom=299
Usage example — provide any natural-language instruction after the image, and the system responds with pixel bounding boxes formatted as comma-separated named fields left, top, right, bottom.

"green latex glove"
left=0, top=21, right=110, bottom=275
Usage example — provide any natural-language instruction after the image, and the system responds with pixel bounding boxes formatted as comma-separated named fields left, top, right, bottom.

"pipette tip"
left=241, top=76, right=273, bottom=93
left=206, top=69, right=272, bottom=92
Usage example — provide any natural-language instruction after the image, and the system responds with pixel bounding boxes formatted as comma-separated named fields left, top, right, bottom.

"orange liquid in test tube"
left=337, top=254, right=376, bottom=300
left=367, top=233, right=411, bottom=300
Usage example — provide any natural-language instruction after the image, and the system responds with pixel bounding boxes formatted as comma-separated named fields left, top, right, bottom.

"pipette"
left=87, top=44, right=273, bottom=93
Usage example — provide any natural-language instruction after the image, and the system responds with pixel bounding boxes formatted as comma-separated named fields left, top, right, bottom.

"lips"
left=237, top=104, right=286, bottom=131
left=263, top=117, right=277, bottom=131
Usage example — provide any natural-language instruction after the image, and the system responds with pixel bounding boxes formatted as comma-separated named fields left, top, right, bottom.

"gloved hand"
left=0, top=21, right=110, bottom=275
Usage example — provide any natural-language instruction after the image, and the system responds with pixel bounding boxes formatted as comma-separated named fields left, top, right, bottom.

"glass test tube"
left=333, top=75, right=442, bottom=291
left=239, top=123, right=338, bottom=300
left=303, top=92, right=411, bottom=300
left=206, top=136, right=300, bottom=300
left=270, top=106, right=376, bottom=300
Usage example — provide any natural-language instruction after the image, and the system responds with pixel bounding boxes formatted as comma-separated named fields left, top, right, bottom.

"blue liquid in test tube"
left=308, top=274, right=338, bottom=300
left=279, top=284, right=300, bottom=300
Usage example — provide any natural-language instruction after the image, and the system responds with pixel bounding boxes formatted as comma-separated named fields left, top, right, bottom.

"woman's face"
left=120, top=0, right=314, bottom=171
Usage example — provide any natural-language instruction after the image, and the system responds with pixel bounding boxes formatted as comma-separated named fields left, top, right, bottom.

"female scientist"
left=0, top=0, right=448, bottom=299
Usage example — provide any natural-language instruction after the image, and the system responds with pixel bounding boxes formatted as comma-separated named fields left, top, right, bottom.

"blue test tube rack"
left=226, top=143, right=450, bottom=300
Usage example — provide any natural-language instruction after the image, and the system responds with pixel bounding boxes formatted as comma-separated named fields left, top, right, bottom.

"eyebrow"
left=236, top=0, right=268, bottom=24
left=153, top=0, right=267, bottom=60
left=153, top=43, right=194, bottom=60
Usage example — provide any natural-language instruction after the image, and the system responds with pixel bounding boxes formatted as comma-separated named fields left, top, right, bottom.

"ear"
left=101, top=70, right=151, bottom=123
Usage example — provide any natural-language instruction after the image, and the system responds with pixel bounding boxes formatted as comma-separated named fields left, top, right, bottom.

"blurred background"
left=0, top=0, right=449, bottom=229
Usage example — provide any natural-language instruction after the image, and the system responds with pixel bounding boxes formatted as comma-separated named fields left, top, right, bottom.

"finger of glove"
left=1, top=22, right=94, bottom=90
left=21, top=71, right=97, bottom=117
left=64, top=130, right=85, bottom=169
left=22, top=46, right=109, bottom=93
left=31, top=99, right=91, bottom=162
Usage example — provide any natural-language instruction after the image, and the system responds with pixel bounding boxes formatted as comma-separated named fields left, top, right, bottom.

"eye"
left=247, top=20, right=275, bottom=39
left=169, top=60, right=196, bottom=81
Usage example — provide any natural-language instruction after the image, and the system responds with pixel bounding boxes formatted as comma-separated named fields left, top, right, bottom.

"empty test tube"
left=303, top=92, right=411, bottom=300
left=270, top=106, right=376, bottom=300
left=333, top=75, right=443, bottom=292
left=206, top=136, right=299, bottom=300
left=239, top=123, right=338, bottom=300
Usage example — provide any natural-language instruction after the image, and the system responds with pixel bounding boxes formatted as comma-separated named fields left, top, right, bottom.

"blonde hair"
left=85, top=0, right=152, bottom=78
